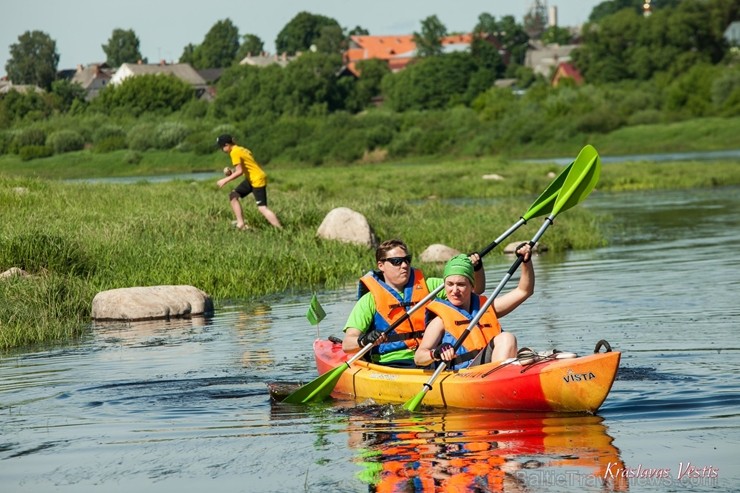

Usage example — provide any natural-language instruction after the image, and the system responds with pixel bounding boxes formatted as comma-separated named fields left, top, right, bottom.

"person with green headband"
left=414, top=243, right=534, bottom=369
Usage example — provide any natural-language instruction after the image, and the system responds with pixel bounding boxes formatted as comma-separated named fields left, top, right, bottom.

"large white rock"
left=317, top=207, right=378, bottom=248
left=92, top=285, right=213, bottom=321
left=419, top=244, right=461, bottom=263
left=503, top=241, right=547, bottom=254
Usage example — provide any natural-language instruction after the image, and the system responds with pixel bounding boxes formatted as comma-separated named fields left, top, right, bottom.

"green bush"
left=92, top=123, right=127, bottom=143
left=0, top=131, right=11, bottom=155
left=19, top=145, right=54, bottom=161
left=93, top=136, right=128, bottom=153
left=47, top=129, right=85, bottom=154
left=12, top=127, right=46, bottom=152
left=127, top=123, right=158, bottom=151
left=627, top=109, right=663, bottom=126
left=123, top=150, right=143, bottom=164
left=180, top=130, right=217, bottom=155
left=155, top=121, right=190, bottom=149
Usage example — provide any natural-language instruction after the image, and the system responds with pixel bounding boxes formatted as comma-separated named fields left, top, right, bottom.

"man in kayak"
left=414, top=246, right=534, bottom=369
left=342, top=239, right=485, bottom=367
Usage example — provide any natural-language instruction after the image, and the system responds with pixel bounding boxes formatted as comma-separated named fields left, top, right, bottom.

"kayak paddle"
left=403, top=145, right=601, bottom=412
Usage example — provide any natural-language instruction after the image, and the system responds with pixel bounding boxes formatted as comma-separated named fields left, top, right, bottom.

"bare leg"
left=230, top=197, right=248, bottom=229
left=490, top=332, right=517, bottom=362
left=258, top=205, right=282, bottom=229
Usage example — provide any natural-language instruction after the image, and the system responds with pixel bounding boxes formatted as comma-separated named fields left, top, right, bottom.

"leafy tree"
left=50, top=79, right=87, bottom=112
left=589, top=0, right=683, bottom=22
left=571, top=9, right=642, bottom=83
left=347, top=26, right=369, bottom=36
left=102, top=28, right=143, bottom=66
left=212, top=64, right=286, bottom=120
left=574, top=0, right=729, bottom=84
left=91, top=74, right=194, bottom=116
left=541, top=26, right=575, bottom=45
left=493, top=15, right=530, bottom=66
left=5, top=30, right=59, bottom=90
left=470, top=13, right=506, bottom=77
left=200, top=18, right=240, bottom=68
left=314, top=24, right=345, bottom=54
left=282, top=52, right=347, bottom=114
left=0, top=89, right=51, bottom=127
left=413, top=15, right=447, bottom=57
left=236, top=34, right=264, bottom=60
left=382, top=52, right=478, bottom=111
left=179, top=43, right=198, bottom=65
left=345, top=58, right=391, bottom=111
left=275, top=12, right=341, bottom=55
left=187, top=19, right=240, bottom=69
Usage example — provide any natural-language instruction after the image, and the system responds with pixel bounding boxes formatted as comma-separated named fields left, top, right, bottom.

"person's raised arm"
left=469, top=252, right=486, bottom=294
left=493, top=243, right=534, bottom=318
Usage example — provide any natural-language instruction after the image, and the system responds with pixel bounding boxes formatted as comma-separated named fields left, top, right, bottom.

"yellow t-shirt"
left=230, top=145, right=267, bottom=187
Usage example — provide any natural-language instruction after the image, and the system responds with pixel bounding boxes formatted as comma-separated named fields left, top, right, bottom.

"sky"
left=1, top=0, right=604, bottom=75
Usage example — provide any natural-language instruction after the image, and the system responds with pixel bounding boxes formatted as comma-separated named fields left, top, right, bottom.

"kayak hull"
left=313, top=339, right=620, bottom=413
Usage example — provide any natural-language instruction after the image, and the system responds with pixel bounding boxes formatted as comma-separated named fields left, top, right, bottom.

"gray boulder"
left=503, top=241, right=547, bottom=254
left=92, top=285, right=213, bottom=321
left=317, top=207, right=378, bottom=248
left=419, top=244, right=461, bottom=263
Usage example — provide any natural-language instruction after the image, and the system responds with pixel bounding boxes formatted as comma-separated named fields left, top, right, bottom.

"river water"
left=1, top=186, right=739, bottom=492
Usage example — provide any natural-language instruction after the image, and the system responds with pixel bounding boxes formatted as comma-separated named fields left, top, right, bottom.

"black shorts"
left=233, top=181, right=268, bottom=206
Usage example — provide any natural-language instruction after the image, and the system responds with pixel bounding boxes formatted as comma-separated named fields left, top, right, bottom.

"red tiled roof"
left=346, top=33, right=482, bottom=75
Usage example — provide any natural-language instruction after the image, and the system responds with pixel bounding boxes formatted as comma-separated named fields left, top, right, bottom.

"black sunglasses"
left=381, top=255, right=412, bottom=266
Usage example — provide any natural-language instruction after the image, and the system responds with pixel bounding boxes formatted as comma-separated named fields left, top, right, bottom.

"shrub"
left=0, top=132, right=11, bottom=155
left=93, top=136, right=127, bottom=153
left=123, top=150, right=143, bottom=165
left=155, top=121, right=190, bottom=150
left=92, top=124, right=127, bottom=143
left=19, top=145, right=53, bottom=161
left=127, top=123, right=158, bottom=151
left=12, top=127, right=46, bottom=152
left=47, top=130, right=85, bottom=154
left=180, top=130, right=217, bottom=155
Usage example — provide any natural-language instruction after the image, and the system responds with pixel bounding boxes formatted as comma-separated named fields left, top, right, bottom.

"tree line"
left=1, top=0, right=738, bottom=165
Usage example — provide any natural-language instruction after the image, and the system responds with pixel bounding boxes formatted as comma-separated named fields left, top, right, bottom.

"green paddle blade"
left=403, top=389, right=428, bottom=412
left=521, top=161, right=573, bottom=221
left=282, top=364, right=347, bottom=404
left=553, top=145, right=600, bottom=215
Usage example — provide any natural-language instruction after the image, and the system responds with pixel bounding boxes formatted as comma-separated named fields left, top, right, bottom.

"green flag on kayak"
left=306, top=294, right=326, bottom=326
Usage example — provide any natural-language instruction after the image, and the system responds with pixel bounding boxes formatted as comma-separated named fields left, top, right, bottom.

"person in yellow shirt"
left=216, top=134, right=282, bottom=230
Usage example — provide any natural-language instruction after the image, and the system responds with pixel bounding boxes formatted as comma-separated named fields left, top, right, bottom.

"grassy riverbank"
left=2, top=151, right=740, bottom=350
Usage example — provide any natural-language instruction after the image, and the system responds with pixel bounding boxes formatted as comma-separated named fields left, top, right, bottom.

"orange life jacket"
left=359, top=268, right=430, bottom=353
left=426, top=295, right=501, bottom=369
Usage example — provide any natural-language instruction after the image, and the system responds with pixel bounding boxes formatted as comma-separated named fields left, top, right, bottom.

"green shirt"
left=343, top=277, right=445, bottom=364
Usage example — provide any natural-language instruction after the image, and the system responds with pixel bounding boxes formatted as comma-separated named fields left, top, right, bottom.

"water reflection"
left=344, top=409, right=627, bottom=492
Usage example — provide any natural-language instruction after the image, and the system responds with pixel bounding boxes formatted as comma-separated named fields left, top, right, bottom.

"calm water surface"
left=1, top=186, right=739, bottom=492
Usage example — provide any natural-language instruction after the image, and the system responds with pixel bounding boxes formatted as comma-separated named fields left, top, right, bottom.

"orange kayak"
left=313, top=339, right=620, bottom=413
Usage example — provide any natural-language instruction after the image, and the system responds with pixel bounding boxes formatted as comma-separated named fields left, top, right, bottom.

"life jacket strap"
left=451, top=348, right=480, bottom=366
left=384, top=330, right=425, bottom=343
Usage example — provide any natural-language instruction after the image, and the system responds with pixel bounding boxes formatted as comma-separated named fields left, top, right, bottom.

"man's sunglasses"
left=381, top=255, right=412, bottom=266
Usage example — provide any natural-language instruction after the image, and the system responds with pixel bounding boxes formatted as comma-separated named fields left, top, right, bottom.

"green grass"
left=2, top=146, right=740, bottom=350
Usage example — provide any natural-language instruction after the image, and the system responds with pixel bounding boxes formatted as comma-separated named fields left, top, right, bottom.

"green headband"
left=443, top=254, right=474, bottom=283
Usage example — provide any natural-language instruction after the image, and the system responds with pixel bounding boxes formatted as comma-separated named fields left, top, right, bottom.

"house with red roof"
left=551, top=61, right=584, bottom=86
left=344, top=33, right=507, bottom=76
